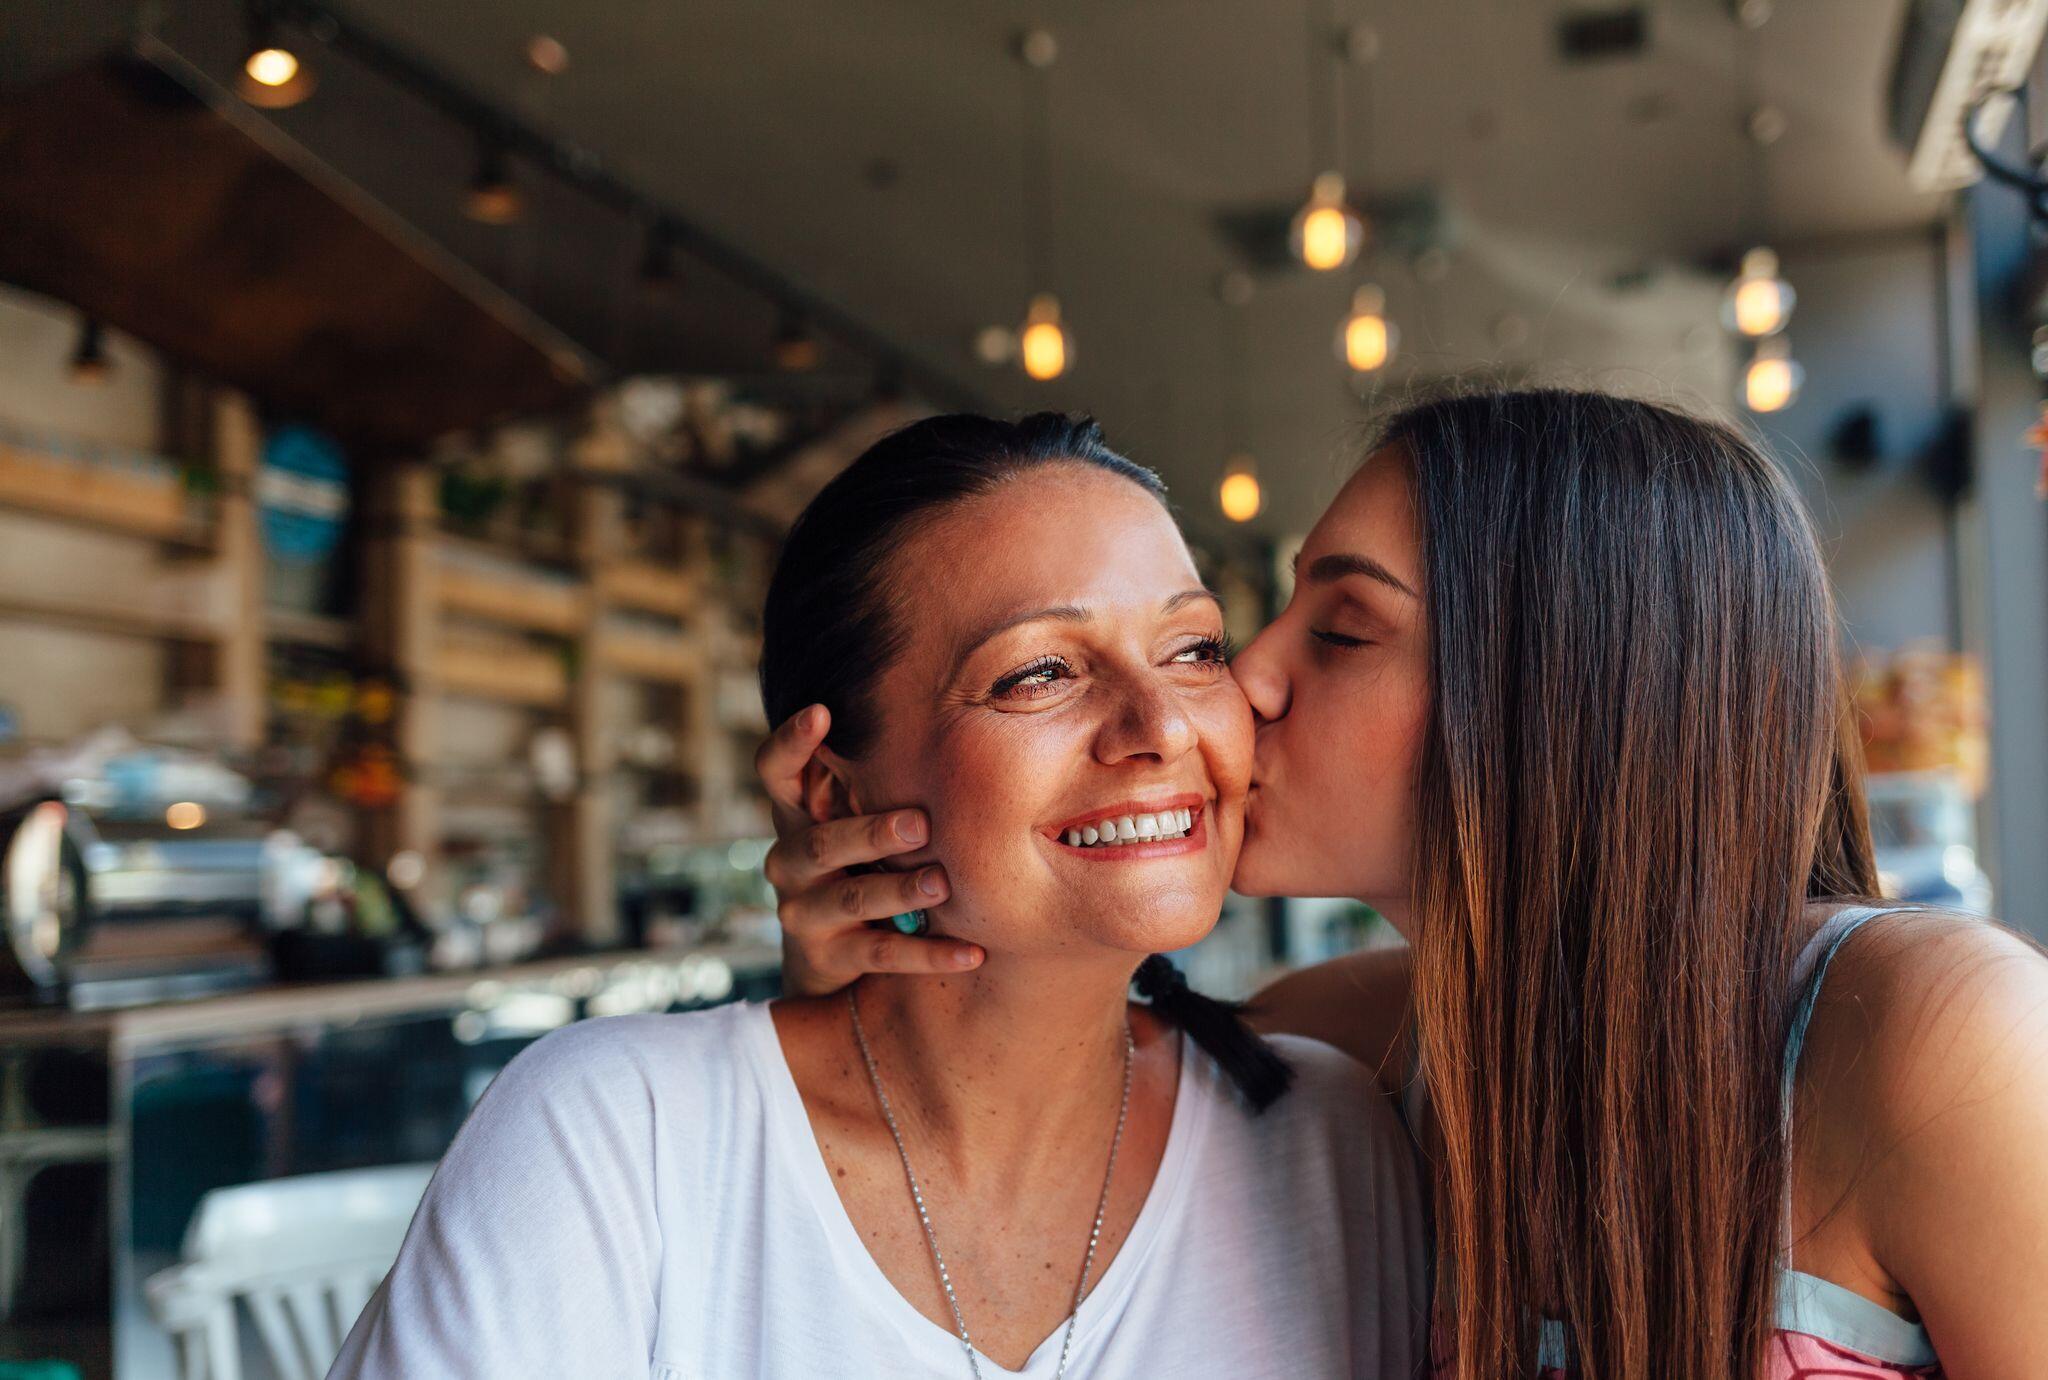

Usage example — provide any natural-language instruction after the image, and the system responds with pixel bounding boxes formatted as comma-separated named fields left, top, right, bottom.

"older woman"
left=763, top=391, right=2048, bottom=1379
left=327, top=413, right=1429, bottom=1380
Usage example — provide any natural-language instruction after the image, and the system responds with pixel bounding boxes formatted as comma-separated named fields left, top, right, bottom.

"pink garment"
left=1765, top=1329, right=1940, bottom=1379
left=1433, top=1321, right=1943, bottom=1377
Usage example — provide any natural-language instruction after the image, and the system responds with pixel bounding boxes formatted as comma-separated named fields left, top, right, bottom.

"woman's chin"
left=1092, top=894, right=1227, bottom=957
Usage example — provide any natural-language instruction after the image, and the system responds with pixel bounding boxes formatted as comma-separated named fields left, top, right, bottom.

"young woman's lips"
left=1041, top=795, right=1209, bottom=862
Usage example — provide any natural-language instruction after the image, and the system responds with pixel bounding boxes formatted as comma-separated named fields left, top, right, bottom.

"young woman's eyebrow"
left=1293, top=551, right=1417, bottom=599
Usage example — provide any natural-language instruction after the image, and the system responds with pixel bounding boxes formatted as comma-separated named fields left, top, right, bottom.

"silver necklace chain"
left=848, top=986, right=1135, bottom=1380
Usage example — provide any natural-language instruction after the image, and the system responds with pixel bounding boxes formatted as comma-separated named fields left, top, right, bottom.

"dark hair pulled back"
left=760, top=412, right=1292, bottom=1111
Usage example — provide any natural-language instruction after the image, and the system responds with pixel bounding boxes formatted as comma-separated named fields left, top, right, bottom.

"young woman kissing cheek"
left=1229, top=449, right=1430, bottom=939
left=799, top=464, right=1252, bottom=970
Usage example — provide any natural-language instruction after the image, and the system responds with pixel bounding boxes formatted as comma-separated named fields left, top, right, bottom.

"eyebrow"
left=1294, top=551, right=1418, bottom=598
left=951, top=588, right=1221, bottom=672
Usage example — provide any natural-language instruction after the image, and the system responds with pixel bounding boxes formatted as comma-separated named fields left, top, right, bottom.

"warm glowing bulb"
left=245, top=47, right=299, bottom=88
left=1345, top=314, right=1388, bottom=371
left=1723, top=246, right=1795, bottom=338
left=1290, top=172, right=1365, bottom=272
left=1219, top=466, right=1262, bottom=522
left=166, top=801, right=207, bottom=830
left=1732, top=278, right=1788, bottom=336
left=1744, top=339, right=1802, bottom=413
left=236, top=32, right=315, bottom=108
left=1019, top=294, right=1069, bottom=381
left=1020, top=322, right=1066, bottom=380
left=1339, top=285, right=1396, bottom=373
left=1301, top=207, right=1351, bottom=271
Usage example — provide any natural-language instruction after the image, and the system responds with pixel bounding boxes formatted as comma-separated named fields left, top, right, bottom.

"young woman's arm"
left=1247, top=943, right=1415, bottom=1099
left=1818, top=917, right=2048, bottom=1375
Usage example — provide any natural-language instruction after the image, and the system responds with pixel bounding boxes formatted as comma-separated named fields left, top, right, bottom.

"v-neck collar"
left=741, top=999, right=1205, bottom=1378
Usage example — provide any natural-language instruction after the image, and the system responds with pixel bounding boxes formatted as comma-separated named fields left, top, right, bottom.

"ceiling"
left=1, top=0, right=1946, bottom=541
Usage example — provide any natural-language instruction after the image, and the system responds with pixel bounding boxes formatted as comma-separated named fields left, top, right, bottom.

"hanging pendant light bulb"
left=464, top=139, right=524, bottom=224
left=1723, top=246, right=1795, bottom=338
left=1219, top=455, right=1263, bottom=523
left=772, top=312, right=820, bottom=372
left=236, top=5, right=317, bottom=108
left=1019, top=293, right=1070, bottom=381
left=1744, top=335, right=1803, bottom=413
left=1337, top=283, right=1396, bottom=372
left=1291, top=171, right=1366, bottom=272
left=1012, top=31, right=1070, bottom=383
left=67, top=316, right=110, bottom=386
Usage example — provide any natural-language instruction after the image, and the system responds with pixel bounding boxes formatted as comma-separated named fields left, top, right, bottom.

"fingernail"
left=953, top=946, right=983, bottom=968
left=917, top=867, right=945, bottom=898
left=801, top=705, right=821, bottom=732
left=895, top=812, right=928, bottom=845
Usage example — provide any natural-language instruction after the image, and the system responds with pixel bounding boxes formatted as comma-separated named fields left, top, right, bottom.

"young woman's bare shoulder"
left=1247, top=943, right=1414, bottom=1096
left=1803, top=910, right=2048, bottom=1371
left=1804, top=910, right=2046, bottom=1130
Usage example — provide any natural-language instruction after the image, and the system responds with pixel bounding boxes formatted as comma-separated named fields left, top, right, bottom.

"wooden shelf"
left=0, top=590, right=225, bottom=642
left=0, top=435, right=208, bottom=545
left=595, top=625, right=702, bottom=685
left=437, top=632, right=570, bottom=708
left=595, top=560, right=696, bottom=619
left=436, top=548, right=586, bottom=636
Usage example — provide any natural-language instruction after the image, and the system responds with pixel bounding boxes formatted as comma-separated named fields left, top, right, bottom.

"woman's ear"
left=800, top=747, right=867, bottom=825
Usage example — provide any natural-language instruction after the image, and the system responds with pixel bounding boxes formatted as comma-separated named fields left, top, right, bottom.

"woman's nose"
left=1093, top=677, right=1198, bottom=765
left=1232, top=621, right=1291, bottom=723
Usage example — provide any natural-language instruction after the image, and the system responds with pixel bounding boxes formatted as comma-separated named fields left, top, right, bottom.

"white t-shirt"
left=328, top=1000, right=1430, bottom=1380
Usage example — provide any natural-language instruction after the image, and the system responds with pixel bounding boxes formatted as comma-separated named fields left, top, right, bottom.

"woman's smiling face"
left=822, top=463, right=1250, bottom=959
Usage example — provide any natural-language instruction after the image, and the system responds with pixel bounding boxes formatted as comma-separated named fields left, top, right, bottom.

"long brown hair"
left=1390, top=389, right=1879, bottom=1378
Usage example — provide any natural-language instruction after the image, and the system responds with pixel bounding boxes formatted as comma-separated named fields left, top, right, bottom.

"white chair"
left=143, top=1163, right=435, bottom=1380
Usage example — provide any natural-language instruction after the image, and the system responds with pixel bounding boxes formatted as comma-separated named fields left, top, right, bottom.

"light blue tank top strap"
left=1780, top=905, right=1901, bottom=1132
left=1775, top=903, right=1939, bottom=1367
left=1778, top=903, right=1926, bottom=1234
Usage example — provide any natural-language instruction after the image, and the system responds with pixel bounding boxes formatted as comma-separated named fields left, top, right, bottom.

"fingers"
left=755, top=704, right=831, bottom=814
left=779, top=862, right=949, bottom=935
left=829, top=929, right=985, bottom=981
left=764, top=809, right=933, bottom=895
left=783, top=926, right=984, bottom=997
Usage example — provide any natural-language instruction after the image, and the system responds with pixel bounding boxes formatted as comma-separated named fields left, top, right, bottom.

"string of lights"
left=216, top=0, right=1809, bottom=528
left=219, top=0, right=984, bottom=411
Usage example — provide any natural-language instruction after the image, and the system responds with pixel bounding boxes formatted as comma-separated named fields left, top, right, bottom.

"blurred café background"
left=0, top=1, right=2042, bottom=1376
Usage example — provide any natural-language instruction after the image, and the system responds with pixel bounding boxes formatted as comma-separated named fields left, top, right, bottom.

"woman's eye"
left=1173, top=635, right=1234, bottom=666
left=1312, top=629, right=1370, bottom=649
left=991, top=656, right=1073, bottom=700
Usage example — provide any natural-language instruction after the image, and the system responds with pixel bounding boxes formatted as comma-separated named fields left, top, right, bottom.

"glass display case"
left=0, top=946, right=778, bottom=1380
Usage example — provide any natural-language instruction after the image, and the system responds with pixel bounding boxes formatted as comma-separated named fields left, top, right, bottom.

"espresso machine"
left=0, top=738, right=334, bottom=1010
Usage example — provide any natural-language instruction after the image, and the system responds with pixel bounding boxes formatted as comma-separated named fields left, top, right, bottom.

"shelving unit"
left=360, top=455, right=736, bottom=947
left=0, top=395, right=266, bottom=750
left=0, top=432, right=207, bottom=547
left=0, top=383, right=810, bottom=953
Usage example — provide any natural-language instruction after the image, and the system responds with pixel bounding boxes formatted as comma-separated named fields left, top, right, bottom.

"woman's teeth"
left=1062, top=809, right=1194, bottom=848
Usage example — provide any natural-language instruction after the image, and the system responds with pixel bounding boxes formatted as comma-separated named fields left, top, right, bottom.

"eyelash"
left=987, top=635, right=1235, bottom=701
left=1312, top=629, right=1370, bottom=649
left=991, top=656, right=1071, bottom=699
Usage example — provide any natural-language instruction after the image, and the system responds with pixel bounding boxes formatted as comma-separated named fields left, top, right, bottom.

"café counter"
left=0, top=943, right=782, bottom=1380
